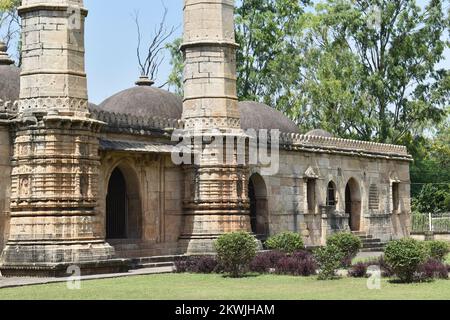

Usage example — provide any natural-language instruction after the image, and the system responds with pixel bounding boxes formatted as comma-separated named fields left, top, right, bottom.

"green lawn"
left=1, top=273, right=449, bottom=300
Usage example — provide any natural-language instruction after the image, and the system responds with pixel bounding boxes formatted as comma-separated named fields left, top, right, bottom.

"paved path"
left=0, top=266, right=174, bottom=289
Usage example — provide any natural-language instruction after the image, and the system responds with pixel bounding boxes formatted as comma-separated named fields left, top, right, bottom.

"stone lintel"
left=180, top=40, right=239, bottom=51
left=21, top=70, right=87, bottom=77
left=18, top=4, right=88, bottom=16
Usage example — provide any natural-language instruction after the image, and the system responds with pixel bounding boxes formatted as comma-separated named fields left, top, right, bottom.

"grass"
left=0, top=273, right=449, bottom=300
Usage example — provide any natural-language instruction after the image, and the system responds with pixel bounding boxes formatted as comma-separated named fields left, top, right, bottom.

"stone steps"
left=353, top=232, right=386, bottom=252
left=128, top=254, right=183, bottom=270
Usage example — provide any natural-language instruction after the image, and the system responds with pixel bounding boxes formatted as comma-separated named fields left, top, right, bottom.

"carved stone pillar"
left=0, top=0, right=122, bottom=276
left=179, top=0, right=252, bottom=253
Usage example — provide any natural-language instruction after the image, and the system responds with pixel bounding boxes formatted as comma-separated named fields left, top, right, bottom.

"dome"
left=238, top=101, right=299, bottom=133
left=305, top=129, right=334, bottom=138
left=98, top=83, right=182, bottom=120
left=0, top=41, right=20, bottom=103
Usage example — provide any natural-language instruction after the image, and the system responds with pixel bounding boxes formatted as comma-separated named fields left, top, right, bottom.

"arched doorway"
left=345, top=178, right=362, bottom=231
left=248, top=173, right=269, bottom=238
left=106, top=166, right=142, bottom=240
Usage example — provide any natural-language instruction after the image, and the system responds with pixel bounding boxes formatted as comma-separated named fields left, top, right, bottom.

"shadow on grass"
left=221, top=273, right=261, bottom=279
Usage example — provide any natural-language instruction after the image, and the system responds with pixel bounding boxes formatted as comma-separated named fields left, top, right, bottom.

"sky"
left=84, top=0, right=184, bottom=104
left=3, top=0, right=446, bottom=104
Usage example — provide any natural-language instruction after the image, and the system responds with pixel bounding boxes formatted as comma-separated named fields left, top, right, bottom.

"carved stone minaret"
left=0, top=0, right=119, bottom=276
left=180, top=0, right=252, bottom=253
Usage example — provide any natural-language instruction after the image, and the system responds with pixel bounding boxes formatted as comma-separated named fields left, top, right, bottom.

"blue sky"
left=84, top=0, right=183, bottom=104
left=80, top=0, right=448, bottom=104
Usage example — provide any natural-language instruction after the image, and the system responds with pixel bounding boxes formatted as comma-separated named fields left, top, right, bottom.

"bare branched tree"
left=133, top=1, right=178, bottom=88
left=0, top=6, right=21, bottom=65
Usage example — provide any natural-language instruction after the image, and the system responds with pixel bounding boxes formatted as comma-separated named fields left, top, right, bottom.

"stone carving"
left=19, top=176, right=30, bottom=197
left=280, top=132, right=410, bottom=158
left=304, top=166, right=319, bottom=179
left=90, top=109, right=183, bottom=132
left=18, top=97, right=88, bottom=113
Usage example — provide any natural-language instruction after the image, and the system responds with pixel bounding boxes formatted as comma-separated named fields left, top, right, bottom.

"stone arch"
left=345, top=178, right=362, bottom=231
left=248, top=173, right=269, bottom=238
left=105, top=161, right=142, bottom=240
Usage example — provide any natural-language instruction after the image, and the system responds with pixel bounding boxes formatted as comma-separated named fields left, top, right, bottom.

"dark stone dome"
left=0, top=41, right=20, bottom=103
left=238, top=101, right=299, bottom=133
left=305, top=129, right=334, bottom=137
left=98, top=85, right=182, bottom=120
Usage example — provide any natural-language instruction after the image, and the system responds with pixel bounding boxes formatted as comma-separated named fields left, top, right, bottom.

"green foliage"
left=424, top=240, right=450, bottom=262
left=302, top=0, right=449, bottom=143
left=0, top=0, right=20, bottom=63
left=0, top=0, right=20, bottom=11
left=265, top=232, right=305, bottom=254
left=214, top=232, right=258, bottom=278
left=384, top=238, right=428, bottom=283
left=168, top=0, right=449, bottom=147
left=410, top=123, right=450, bottom=213
left=166, top=37, right=183, bottom=96
left=314, top=244, right=345, bottom=280
left=412, top=183, right=450, bottom=214
left=326, top=232, right=362, bottom=266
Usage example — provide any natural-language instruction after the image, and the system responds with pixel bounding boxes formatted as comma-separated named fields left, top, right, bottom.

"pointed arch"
left=345, top=178, right=362, bottom=231
left=105, top=162, right=142, bottom=240
left=248, top=173, right=269, bottom=238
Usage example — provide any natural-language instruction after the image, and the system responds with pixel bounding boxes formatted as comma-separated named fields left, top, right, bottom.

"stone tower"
left=0, top=0, right=118, bottom=276
left=180, top=0, right=252, bottom=253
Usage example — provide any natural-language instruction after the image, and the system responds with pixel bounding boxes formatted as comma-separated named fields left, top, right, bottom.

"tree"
left=0, top=0, right=20, bottom=63
left=168, top=0, right=449, bottom=146
left=301, top=0, right=449, bottom=143
left=133, top=1, right=178, bottom=87
left=166, top=37, right=183, bottom=95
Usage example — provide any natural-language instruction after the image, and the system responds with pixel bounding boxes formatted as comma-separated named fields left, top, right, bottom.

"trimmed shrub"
left=265, top=232, right=304, bottom=254
left=384, top=238, right=428, bottom=283
left=249, top=253, right=272, bottom=273
left=416, top=259, right=449, bottom=281
left=274, top=250, right=318, bottom=276
left=275, top=257, right=301, bottom=275
left=174, top=256, right=218, bottom=274
left=424, top=241, right=450, bottom=262
left=327, top=232, right=362, bottom=267
left=174, top=256, right=194, bottom=273
left=265, top=250, right=286, bottom=268
left=215, top=232, right=258, bottom=278
left=193, top=256, right=218, bottom=274
left=314, top=244, right=345, bottom=280
left=348, top=262, right=368, bottom=278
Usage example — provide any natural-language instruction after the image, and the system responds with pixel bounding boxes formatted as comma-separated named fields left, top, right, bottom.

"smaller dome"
left=239, top=101, right=299, bottom=133
left=98, top=84, right=182, bottom=120
left=0, top=41, right=20, bottom=103
left=305, top=129, right=334, bottom=138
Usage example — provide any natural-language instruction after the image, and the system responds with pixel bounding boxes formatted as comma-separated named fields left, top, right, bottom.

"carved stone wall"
left=252, top=150, right=411, bottom=246
left=0, top=124, right=12, bottom=254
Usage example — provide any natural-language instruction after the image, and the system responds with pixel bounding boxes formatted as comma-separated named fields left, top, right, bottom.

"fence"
left=412, top=212, right=450, bottom=233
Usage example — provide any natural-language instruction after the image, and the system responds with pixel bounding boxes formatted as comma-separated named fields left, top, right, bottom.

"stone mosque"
left=0, top=0, right=412, bottom=276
